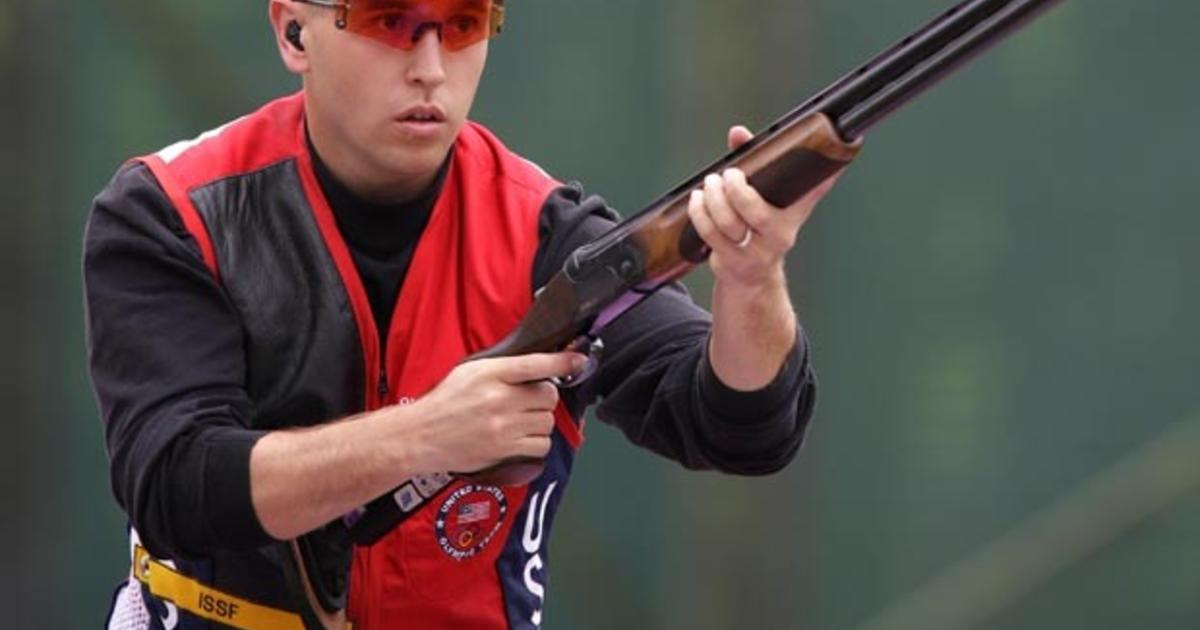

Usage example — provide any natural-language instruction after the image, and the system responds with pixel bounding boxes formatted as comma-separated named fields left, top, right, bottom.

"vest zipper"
left=377, top=365, right=389, bottom=402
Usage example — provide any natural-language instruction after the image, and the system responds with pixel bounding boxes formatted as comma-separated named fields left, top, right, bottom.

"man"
left=86, top=0, right=842, bottom=628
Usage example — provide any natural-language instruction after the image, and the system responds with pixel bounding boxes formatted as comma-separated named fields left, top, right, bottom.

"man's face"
left=288, top=2, right=488, bottom=200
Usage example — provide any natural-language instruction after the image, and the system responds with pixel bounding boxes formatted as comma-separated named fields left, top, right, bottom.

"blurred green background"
left=4, top=0, right=1199, bottom=628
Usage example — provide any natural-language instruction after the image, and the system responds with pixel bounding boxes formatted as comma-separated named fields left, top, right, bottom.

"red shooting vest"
left=140, top=92, right=582, bottom=629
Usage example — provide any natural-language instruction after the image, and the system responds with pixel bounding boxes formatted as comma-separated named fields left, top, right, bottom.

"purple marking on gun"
left=589, top=288, right=651, bottom=335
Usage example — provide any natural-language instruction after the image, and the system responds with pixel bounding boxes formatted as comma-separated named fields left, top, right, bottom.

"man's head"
left=269, top=0, right=504, bottom=202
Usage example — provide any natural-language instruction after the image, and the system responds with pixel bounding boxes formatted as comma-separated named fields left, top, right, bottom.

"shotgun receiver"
left=342, top=0, right=1066, bottom=547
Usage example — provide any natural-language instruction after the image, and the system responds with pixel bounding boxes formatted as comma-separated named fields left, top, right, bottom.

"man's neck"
left=308, top=127, right=449, bottom=259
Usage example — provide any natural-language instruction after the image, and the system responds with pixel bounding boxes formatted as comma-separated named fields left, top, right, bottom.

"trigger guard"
left=551, top=337, right=605, bottom=389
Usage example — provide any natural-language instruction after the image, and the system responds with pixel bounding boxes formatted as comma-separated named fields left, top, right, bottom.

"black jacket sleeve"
left=531, top=183, right=815, bottom=474
left=84, top=162, right=273, bottom=559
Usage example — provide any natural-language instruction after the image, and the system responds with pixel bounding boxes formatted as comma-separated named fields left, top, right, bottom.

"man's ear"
left=269, top=0, right=309, bottom=74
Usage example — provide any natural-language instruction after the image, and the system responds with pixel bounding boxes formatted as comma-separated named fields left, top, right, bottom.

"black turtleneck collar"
left=307, top=131, right=450, bottom=259
left=306, top=129, right=451, bottom=345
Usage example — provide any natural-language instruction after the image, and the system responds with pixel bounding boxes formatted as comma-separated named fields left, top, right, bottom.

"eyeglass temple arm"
left=292, top=0, right=504, bottom=35
left=292, top=0, right=349, bottom=8
left=291, top=0, right=350, bottom=27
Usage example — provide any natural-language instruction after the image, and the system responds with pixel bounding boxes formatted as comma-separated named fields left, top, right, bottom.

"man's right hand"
left=250, top=351, right=584, bottom=539
left=398, top=352, right=586, bottom=475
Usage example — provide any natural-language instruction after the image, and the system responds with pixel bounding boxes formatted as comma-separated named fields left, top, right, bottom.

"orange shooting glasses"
left=293, top=0, right=505, bottom=51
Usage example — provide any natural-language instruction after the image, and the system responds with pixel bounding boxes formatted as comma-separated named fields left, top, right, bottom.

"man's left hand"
left=688, top=124, right=848, bottom=392
left=686, top=125, right=841, bottom=290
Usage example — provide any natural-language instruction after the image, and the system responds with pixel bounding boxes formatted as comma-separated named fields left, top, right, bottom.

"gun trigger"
left=551, top=336, right=605, bottom=389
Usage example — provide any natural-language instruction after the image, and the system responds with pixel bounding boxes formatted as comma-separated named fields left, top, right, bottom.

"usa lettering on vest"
left=522, top=481, right=558, bottom=627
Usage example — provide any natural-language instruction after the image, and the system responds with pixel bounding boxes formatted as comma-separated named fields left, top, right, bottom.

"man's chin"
left=362, top=149, right=448, bottom=198
left=389, top=147, right=449, bottom=174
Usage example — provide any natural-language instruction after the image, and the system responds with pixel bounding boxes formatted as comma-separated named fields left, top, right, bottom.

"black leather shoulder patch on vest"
left=191, top=159, right=366, bottom=428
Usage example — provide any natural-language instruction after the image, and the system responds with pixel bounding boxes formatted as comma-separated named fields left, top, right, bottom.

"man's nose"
left=406, top=25, right=447, bottom=86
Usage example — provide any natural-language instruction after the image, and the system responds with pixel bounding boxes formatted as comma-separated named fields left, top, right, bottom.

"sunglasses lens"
left=346, top=0, right=495, bottom=51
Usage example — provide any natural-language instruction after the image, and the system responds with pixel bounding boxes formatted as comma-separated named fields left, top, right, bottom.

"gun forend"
left=667, top=112, right=862, bottom=266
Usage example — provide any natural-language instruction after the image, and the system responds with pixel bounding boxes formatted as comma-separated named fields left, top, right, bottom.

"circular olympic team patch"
left=435, top=484, right=508, bottom=561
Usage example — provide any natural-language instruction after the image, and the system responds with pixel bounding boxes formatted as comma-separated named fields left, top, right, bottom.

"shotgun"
left=340, top=0, right=1066, bottom=566
left=275, top=1, right=1071, bottom=626
left=461, top=0, right=1066, bottom=483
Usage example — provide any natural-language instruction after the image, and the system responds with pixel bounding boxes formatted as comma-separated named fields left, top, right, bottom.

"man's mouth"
left=397, top=105, right=446, bottom=123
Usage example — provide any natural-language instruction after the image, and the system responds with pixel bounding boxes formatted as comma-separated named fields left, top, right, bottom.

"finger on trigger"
left=502, top=352, right=586, bottom=385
